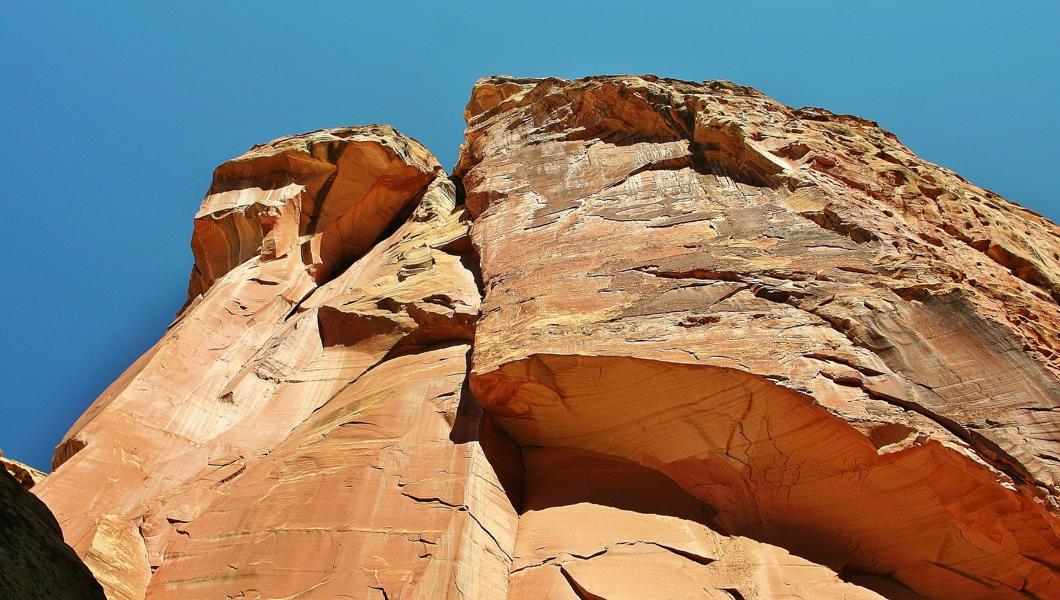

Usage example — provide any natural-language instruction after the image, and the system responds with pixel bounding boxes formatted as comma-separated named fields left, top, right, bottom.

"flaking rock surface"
left=30, top=76, right=1060, bottom=600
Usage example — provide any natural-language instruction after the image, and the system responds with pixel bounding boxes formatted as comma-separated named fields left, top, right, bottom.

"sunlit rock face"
left=457, top=76, right=1060, bottom=600
left=30, top=77, right=1060, bottom=600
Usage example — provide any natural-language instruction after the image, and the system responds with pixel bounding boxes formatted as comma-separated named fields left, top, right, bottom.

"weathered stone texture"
left=457, top=75, right=1060, bottom=599
left=27, top=76, right=1059, bottom=600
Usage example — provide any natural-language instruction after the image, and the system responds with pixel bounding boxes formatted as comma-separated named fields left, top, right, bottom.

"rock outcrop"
left=456, top=76, right=1060, bottom=599
left=0, top=450, right=47, bottom=490
left=29, top=76, right=1060, bottom=600
left=0, top=458, right=104, bottom=598
left=33, top=125, right=507, bottom=600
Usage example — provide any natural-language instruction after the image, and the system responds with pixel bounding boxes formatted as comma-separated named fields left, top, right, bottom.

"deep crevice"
left=450, top=175, right=466, bottom=206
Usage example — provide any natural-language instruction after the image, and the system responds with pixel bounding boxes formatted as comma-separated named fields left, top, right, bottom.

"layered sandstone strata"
left=29, top=77, right=1060, bottom=600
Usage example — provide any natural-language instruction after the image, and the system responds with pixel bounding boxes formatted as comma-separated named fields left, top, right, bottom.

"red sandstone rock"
left=27, top=77, right=1060, bottom=600
left=457, top=76, right=1060, bottom=599
left=34, top=125, right=495, bottom=599
left=0, top=450, right=46, bottom=490
left=0, top=458, right=104, bottom=598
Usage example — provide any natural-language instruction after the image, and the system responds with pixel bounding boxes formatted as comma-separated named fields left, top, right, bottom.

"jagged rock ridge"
left=24, top=76, right=1060, bottom=599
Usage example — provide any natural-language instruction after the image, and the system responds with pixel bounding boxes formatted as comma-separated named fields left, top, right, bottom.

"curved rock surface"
left=0, top=460, right=104, bottom=598
left=457, top=75, right=1060, bottom=599
left=26, top=76, right=1060, bottom=600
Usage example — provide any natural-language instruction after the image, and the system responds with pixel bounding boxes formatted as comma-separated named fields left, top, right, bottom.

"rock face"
left=0, top=459, right=105, bottom=598
left=456, top=76, right=1060, bottom=599
left=34, top=125, right=508, bottom=600
left=31, top=76, right=1060, bottom=600
left=0, top=450, right=47, bottom=490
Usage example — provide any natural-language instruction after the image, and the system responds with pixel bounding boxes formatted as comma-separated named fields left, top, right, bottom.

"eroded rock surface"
left=457, top=75, right=1060, bottom=599
left=29, top=77, right=1060, bottom=599
left=35, top=125, right=505, bottom=599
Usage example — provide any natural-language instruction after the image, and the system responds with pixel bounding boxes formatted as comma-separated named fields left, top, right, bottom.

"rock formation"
left=0, top=453, right=105, bottom=598
left=25, top=76, right=1060, bottom=599
left=1, top=450, right=47, bottom=490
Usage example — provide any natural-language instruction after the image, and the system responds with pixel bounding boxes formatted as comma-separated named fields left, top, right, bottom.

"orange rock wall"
left=32, top=77, right=1060, bottom=600
left=456, top=76, right=1060, bottom=599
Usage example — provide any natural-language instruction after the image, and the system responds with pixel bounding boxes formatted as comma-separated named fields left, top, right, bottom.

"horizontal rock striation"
left=27, top=76, right=1060, bottom=600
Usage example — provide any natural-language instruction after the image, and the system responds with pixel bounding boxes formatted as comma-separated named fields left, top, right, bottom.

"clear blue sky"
left=1, top=2, right=1057, bottom=470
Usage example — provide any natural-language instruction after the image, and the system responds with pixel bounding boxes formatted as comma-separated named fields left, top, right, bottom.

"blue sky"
left=1, top=2, right=1057, bottom=470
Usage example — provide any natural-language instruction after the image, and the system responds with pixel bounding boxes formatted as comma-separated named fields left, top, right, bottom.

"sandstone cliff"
left=0, top=455, right=105, bottom=598
left=27, top=76, right=1060, bottom=599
